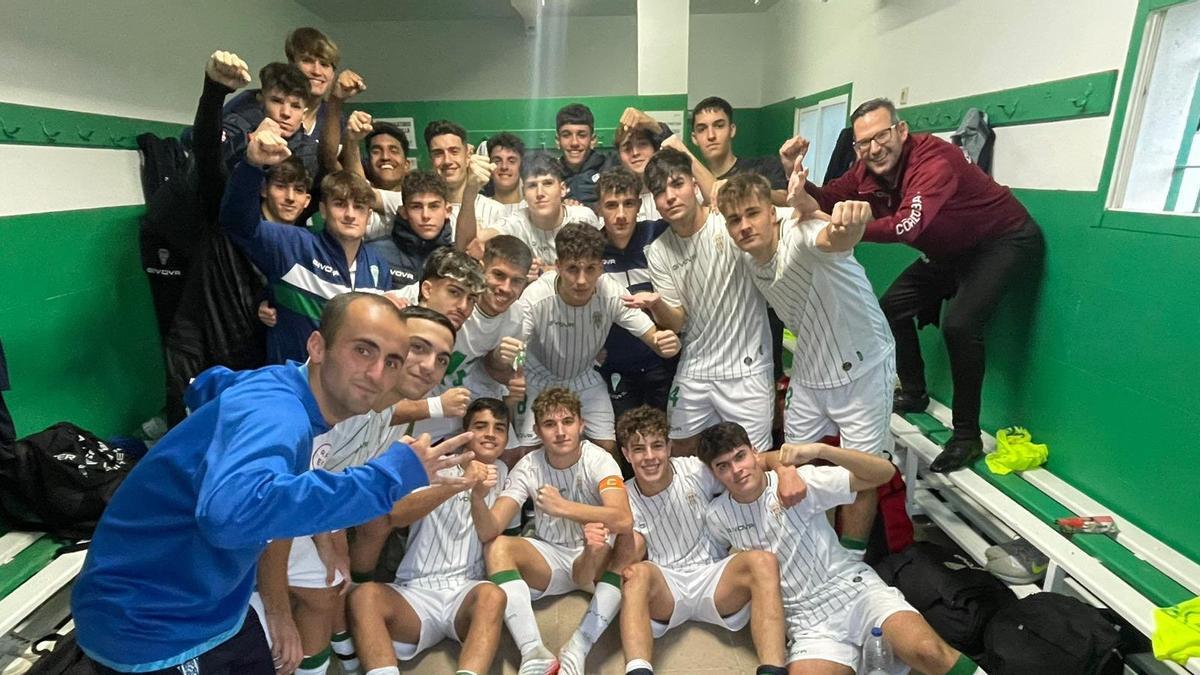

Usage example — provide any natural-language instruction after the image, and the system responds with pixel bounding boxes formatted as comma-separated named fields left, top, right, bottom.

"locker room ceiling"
left=294, top=0, right=783, bottom=22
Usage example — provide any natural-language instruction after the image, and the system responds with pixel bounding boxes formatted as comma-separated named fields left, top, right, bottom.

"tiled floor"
left=398, top=590, right=760, bottom=674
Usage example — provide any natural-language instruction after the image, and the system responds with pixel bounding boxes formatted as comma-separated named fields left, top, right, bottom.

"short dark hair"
left=266, top=156, right=312, bottom=191
left=259, top=62, right=310, bottom=100
left=697, top=422, right=753, bottom=467
left=555, top=222, right=606, bottom=263
left=285, top=27, right=340, bottom=68
left=691, top=96, right=734, bottom=125
left=488, top=132, right=526, bottom=158
left=597, top=168, right=641, bottom=201
left=318, top=292, right=402, bottom=345
left=320, top=170, right=374, bottom=205
left=366, top=122, right=410, bottom=157
left=716, top=173, right=773, bottom=217
left=556, top=103, right=595, bottom=132
left=520, top=152, right=565, bottom=182
left=423, top=119, right=468, bottom=150
left=644, top=147, right=694, bottom=197
left=420, top=247, right=486, bottom=296
left=483, top=235, right=534, bottom=273
left=464, top=397, right=510, bottom=428
left=851, top=98, right=899, bottom=125
left=616, top=406, right=669, bottom=450
left=398, top=304, right=457, bottom=339
left=401, top=170, right=450, bottom=204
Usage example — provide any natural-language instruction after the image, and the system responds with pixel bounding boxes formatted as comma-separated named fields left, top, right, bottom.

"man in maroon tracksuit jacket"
left=787, top=98, right=1043, bottom=472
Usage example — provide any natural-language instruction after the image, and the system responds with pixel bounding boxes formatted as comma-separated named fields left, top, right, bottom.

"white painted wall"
left=0, top=0, right=328, bottom=123
left=0, top=0, right=328, bottom=216
left=637, top=0, right=690, bottom=95
left=760, top=0, right=1140, bottom=191
left=688, top=12, right=766, bottom=108
left=338, top=16, right=638, bottom=102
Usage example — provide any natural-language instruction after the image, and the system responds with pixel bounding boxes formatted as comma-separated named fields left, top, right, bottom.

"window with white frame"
left=1109, top=0, right=1200, bottom=215
left=794, top=93, right=849, bottom=186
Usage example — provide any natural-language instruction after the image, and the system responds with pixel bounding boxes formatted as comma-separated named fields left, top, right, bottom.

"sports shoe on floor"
left=929, top=437, right=983, bottom=473
left=518, top=646, right=560, bottom=675
left=985, top=537, right=1050, bottom=584
left=893, top=390, right=931, bottom=415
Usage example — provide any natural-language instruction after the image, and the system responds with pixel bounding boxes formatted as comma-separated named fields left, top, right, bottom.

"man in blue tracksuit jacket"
left=220, top=118, right=392, bottom=364
left=71, top=292, right=475, bottom=673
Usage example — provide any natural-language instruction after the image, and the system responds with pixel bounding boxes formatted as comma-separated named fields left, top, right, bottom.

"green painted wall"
left=353, top=93, right=689, bottom=169
left=851, top=188, right=1200, bottom=564
left=0, top=206, right=163, bottom=438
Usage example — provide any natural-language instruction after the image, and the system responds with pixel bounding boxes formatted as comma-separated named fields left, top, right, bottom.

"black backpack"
left=0, top=422, right=137, bottom=539
left=28, top=630, right=97, bottom=675
left=983, top=592, right=1123, bottom=675
left=874, top=542, right=1017, bottom=657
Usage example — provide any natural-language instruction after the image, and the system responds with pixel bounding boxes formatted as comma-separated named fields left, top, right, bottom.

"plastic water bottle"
left=862, top=626, right=893, bottom=674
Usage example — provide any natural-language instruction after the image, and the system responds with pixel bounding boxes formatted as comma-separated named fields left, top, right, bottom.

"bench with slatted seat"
left=891, top=400, right=1200, bottom=674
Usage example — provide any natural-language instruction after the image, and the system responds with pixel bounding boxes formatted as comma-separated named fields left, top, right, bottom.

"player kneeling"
left=348, top=399, right=514, bottom=675
left=699, top=423, right=984, bottom=675
left=617, top=406, right=790, bottom=675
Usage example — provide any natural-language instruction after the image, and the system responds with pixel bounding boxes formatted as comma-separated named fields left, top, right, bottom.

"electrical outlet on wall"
left=900, top=87, right=909, bottom=105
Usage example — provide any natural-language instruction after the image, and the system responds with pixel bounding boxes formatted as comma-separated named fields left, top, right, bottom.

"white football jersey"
left=743, top=217, right=894, bottom=389
left=628, top=457, right=725, bottom=573
left=499, top=441, right=625, bottom=548
left=646, top=209, right=771, bottom=380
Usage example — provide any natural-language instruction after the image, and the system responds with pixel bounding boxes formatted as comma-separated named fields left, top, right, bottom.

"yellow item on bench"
left=984, top=427, right=1048, bottom=475
left=1153, top=596, right=1200, bottom=665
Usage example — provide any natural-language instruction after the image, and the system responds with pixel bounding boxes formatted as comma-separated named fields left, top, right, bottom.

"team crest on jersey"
left=769, top=501, right=785, bottom=519
left=311, top=442, right=332, bottom=469
left=686, top=489, right=698, bottom=505
left=592, top=311, right=604, bottom=331
left=370, top=264, right=380, bottom=286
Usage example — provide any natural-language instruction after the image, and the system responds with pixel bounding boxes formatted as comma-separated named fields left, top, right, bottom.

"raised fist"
left=205, top=50, right=251, bottom=90
left=331, top=69, right=367, bottom=101
left=439, top=387, right=472, bottom=418
left=246, top=118, right=292, bottom=167
left=778, top=135, right=810, bottom=177
left=652, top=330, right=680, bottom=358
left=344, top=110, right=374, bottom=143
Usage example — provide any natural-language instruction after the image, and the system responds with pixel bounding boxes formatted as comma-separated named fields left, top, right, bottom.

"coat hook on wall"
left=0, top=117, right=20, bottom=138
left=109, top=131, right=128, bottom=145
left=1069, top=84, right=1094, bottom=110
left=41, top=121, right=61, bottom=140
left=994, top=100, right=1019, bottom=118
left=77, top=126, right=95, bottom=141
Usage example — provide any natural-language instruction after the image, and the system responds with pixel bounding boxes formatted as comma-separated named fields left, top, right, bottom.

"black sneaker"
left=929, top=437, right=983, bottom=473
left=893, top=390, right=931, bottom=415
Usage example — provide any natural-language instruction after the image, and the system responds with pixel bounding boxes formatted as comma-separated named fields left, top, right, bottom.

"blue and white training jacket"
left=221, top=160, right=391, bottom=364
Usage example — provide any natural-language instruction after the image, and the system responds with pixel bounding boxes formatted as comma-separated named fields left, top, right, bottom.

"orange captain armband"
left=598, top=476, right=625, bottom=492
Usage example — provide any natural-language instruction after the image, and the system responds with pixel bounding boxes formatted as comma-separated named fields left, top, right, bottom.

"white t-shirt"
left=449, top=193, right=507, bottom=240
left=492, top=204, right=602, bottom=265
left=440, top=302, right=524, bottom=392
left=637, top=192, right=660, bottom=221
left=744, top=217, right=894, bottom=389
left=520, top=271, right=653, bottom=388
left=393, top=462, right=510, bottom=590
left=645, top=209, right=771, bottom=381
left=499, top=441, right=625, bottom=548
left=706, top=467, right=870, bottom=621
left=629, top=457, right=725, bottom=573
left=364, top=189, right=405, bottom=242
left=310, top=405, right=401, bottom=473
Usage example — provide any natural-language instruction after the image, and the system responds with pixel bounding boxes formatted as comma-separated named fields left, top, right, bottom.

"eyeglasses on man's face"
left=851, top=123, right=899, bottom=153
